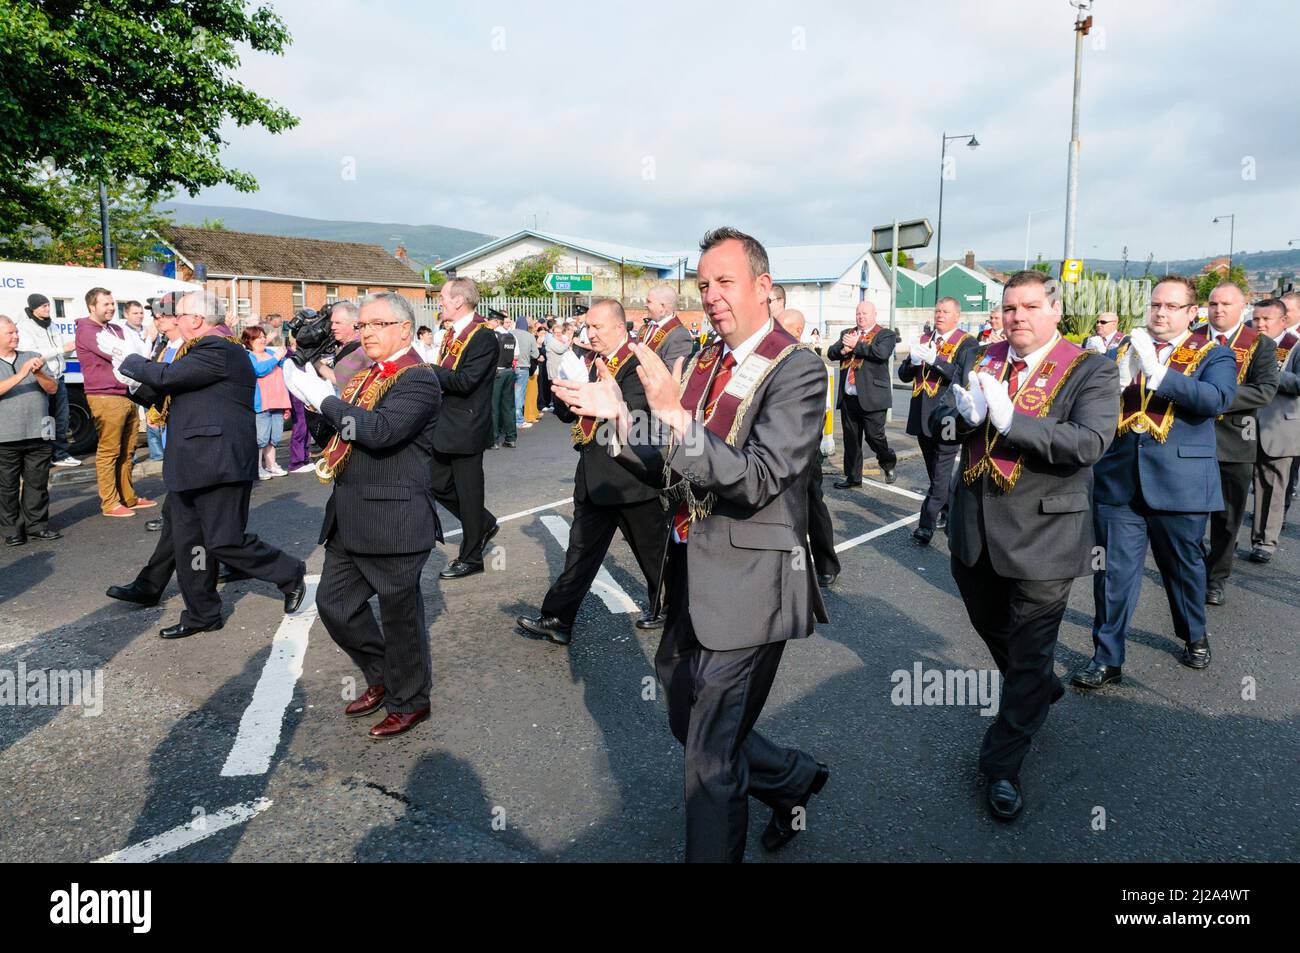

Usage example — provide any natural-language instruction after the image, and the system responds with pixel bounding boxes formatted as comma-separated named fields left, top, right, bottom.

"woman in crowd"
left=0, top=315, right=61, bottom=546
left=242, top=325, right=292, bottom=480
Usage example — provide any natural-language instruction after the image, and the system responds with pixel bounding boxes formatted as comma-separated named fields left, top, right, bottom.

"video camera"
left=286, top=303, right=339, bottom=368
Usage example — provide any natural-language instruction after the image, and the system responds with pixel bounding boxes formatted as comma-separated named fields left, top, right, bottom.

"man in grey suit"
left=284, top=293, right=444, bottom=740
left=643, top=282, right=696, bottom=367
left=1250, top=298, right=1300, bottom=562
left=934, top=270, right=1118, bottom=821
left=554, top=227, right=829, bottom=863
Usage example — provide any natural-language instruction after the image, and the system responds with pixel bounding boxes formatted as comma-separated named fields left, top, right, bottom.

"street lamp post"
left=935, top=131, right=979, bottom=302
left=1063, top=1, right=1093, bottom=262
left=1213, top=213, right=1236, bottom=272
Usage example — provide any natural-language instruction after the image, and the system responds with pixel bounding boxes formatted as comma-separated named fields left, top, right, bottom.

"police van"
left=0, top=261, right=202, bottom=455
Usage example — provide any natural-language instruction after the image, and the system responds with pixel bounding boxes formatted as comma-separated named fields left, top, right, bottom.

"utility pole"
left=98, top=181, right=113, bottom=269
left=1063, top=2, right=1093, bottom=262
left=1121, top=245, right=1129, bottom=280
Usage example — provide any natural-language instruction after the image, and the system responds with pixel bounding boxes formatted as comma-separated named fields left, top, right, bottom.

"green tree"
left=883, top=250, right=915, bottom=269
left=198, top=217, right=227, bottom=231
left=481, top=246, right=565, bottom=298
left=0, top=0, right=297, bottom=248
left=1195, top=266, right=1249, bottom=303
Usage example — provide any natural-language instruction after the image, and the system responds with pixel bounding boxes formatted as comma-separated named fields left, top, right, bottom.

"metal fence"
left=410, top=295, right=586, bottom=328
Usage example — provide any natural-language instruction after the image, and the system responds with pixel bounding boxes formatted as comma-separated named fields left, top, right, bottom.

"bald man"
left=828, top=301, right=898, bottom=488
left=775, top=305, right=840, bottom=586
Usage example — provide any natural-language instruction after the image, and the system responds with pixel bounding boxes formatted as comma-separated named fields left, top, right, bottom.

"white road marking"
left=834, top=513, right=921, bottom=553
left=540, top=515, right=640, bottom=614
left=220, top=576, right=320, bottom=777
left=94, top=798, right=272, bottom=863
left=864, top=478, right=926, bottom=502
left=444, top=496, right=574, bottom=539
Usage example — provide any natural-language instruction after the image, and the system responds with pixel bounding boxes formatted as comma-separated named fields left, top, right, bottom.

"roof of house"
left=163, top=226, right=428, bottom=285
left=766, top=244, right=873, bottom=283
left=914, top=257, right=1003, bottom=284
left=435, top=229, right=695, bottom=274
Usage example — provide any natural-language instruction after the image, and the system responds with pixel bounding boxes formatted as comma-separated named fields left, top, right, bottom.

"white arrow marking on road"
left=93, top=798, right=272, bottom=863
left=540, top=515, right=640, bottom=614
left=834, top=513, right=921, bottom=553
left=220, top=576, right=320, bottom=777
left=443, top=496, right=574, bottom=539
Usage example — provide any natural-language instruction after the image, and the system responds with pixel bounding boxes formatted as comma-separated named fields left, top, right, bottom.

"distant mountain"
left=980, top=248, right=1300, bottom=278
left=160, top=202, right=494, bottom=269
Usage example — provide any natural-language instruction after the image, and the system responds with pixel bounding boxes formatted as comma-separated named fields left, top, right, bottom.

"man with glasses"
left=1075, top=276, right=1236, bottom=690
left=1085, top=312, right=1123, bottom=355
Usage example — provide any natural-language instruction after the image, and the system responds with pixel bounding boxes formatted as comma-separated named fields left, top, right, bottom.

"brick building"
left=160, top=226, right=433, bottom=326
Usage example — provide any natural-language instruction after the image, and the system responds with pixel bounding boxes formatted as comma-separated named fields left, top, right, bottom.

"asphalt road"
left=1, top=391, right=1297, bottom=863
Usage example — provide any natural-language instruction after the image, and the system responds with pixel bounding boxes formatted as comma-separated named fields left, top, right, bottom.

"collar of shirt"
left=1212, top=320, right=1244, bottom=344
left=452, top=312, right=476, bottom=336
left=1008, top=332, right=1061, bottom=378
left=1154, top=328, right=1193, bottom=364
left=1274, top=331, right=1292, bottom=345
left=380, top=346, right=410, bottom=364
left=723, top=318, right=773, bottom=367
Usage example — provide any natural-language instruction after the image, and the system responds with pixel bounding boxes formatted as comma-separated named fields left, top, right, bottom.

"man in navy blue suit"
left=1074, top=276, right=1238, bottom=688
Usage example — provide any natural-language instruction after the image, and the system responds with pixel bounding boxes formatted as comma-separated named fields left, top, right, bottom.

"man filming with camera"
left=283, top=292, right=444, bottom=740
left=311, top=301, right=370, bottom=392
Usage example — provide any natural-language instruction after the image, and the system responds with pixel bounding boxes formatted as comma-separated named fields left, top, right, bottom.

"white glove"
left=912, top=339, right=938, bottom=365
left=1118, top=347, right=1135, bottom=392
left=96, top=329, right=127, bottom=364
left=1086, top=335, right=1108, bottom=355
left=282, top=359, right=334, bottom=410
left=951, top=372, right=988, bottom=426
left=1128, top=327, right=1167, bottom=390
left=977, top=371, right=1014, bottom=435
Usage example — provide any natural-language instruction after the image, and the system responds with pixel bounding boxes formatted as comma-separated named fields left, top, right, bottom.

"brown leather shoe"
left=345, top=684, right=385, bottom=717
left=369, top=708, right=430, bottom=739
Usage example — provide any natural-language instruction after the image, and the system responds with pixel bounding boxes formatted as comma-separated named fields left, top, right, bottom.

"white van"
left=0, top=261, right=202, bottom=455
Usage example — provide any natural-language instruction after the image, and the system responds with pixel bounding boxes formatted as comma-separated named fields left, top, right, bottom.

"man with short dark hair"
left=486, top=311, right=519, bottom=448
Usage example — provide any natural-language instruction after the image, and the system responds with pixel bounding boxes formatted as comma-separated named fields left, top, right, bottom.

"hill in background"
left=982, top=248, right=1300, bottom=278
left=161, top=201, right=494, bottom=269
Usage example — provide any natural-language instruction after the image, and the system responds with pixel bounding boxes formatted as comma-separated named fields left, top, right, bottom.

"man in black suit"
left=1201, top=283, right=1278, bottom=605
left=284, top=293, right=444, bottom=740
left=110, top=292, right=306, bottom=639
left=555, top=227, right=830, bottom=862
left=899, top=296, right=977, bottom=545
left=933, top=270, right=1118, bottom=820
left=429, top=277, right=500, bottom=579
left=517, top=299, right=666, bottom=644
left=828, top=300, right=898, bottom=488
left=774, top=305, right=840, bottom=587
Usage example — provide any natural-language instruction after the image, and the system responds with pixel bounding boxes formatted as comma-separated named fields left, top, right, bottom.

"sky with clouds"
left=192, top=0, right=1300, bottom=262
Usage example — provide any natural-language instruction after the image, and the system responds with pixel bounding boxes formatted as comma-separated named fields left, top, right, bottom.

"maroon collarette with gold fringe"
left=316, top=349, right=425, bottom=483
left=437, top=315, right=486, bottom=369
left=646, top=314, right=684, bottom=354
left=572, top=340, right=635, bottom=446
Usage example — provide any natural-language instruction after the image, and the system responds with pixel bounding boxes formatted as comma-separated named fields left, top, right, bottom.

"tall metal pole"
left=887, top=220, right=899, bottom=424
left=935, top=132, right=946, bottom=305
left=1228, top=216, right=1235, bottom=273
left=1024, top=210, right=1033, bottom=271
left=98, top=181, right=112, bottom=269
left=1063, top=5, right=1091, bottom=261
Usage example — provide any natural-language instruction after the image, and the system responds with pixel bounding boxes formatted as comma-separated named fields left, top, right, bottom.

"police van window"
left=54, top=299, right=70, bottom=319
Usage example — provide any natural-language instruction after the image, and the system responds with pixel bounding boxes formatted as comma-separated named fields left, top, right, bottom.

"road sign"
left=871, top=219, right=934, bottom=254
left=1061, top=259, right=1084, bottom=283
left=544, top=273, right=593, bottom=293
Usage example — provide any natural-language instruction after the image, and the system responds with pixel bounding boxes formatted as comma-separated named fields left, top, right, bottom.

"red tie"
left=674, top=351, right=738, bottom=541
left=1006, top=359, right=1027, bottom=398
left=1217, top=334, right=1228, bottom=346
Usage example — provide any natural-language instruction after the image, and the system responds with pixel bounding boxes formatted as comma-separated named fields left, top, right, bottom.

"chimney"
left=964, top=250, right=976, bottom=270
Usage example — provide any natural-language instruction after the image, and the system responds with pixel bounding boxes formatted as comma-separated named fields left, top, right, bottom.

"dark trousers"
left=491, top=368, right=517, bottom=443
left=170, top=481, right=303, bottom=627
left=538, top=364, right=553, bottom=409
left=918, top=434, right=959, bottom=532
left=317, top=536, right=432, bottom=713
left=541, top=496, right=665, bottom=627
left=951, top=549, right=1071, bottom=780
left=1091, top=496, right=1209, bottom=666
left=656, top=544, right=819, bottom=862
left=1206, top=461, right=1252, bottom=586
left=430, top=449, right=495, bottom=564
left=840, top=400, right=895, bottom=481
left=0, top=438, right=53, bottom=534
left=807, top=453, right=840, bottom=577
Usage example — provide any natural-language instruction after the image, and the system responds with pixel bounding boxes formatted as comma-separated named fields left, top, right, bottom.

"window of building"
left=292, top=282, right=305, bottom=310
left=53, top=299, right=70, bottom=319
left=356, top=287, right=369, bottom=298
left=326, top=285, right=339, bottom=304
left=237, top=298, right=252, bottom=319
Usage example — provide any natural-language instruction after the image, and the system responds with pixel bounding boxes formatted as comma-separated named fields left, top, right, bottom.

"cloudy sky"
left=192, top=0, right=1300, bottom=262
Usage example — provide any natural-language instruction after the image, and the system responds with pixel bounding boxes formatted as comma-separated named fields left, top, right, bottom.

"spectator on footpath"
left=316, top=301, right=370, bottom=392
left=283, top=335, right=315, bottom=475
left=114, top=300, right=153, bottom=352
left=414, top=325, right=438, bottom=363
left=145, top=302, right=186, bottom=462
left=75, top=287, right=156, bottom=518
left=242, top=326, right=291, bottom=479
left=512, top=315, right=539, bottom=429
left=0, top=315, right=61, bottom=546
left=15, top=292, right=80, bottom=467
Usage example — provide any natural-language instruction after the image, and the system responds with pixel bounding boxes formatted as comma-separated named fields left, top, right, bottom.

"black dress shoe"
left=517, top=614, right=572, bottom=646
left=503, top=440, right=516, bottom=448
left=283, top=565, right=307, bottom=613
left=1070, top=659, right=1122, bottom=689
left=1181, top=637, right=1211, bottom=670
left=29, top=528, right=62, bottom=540
left=634, top=612, right=665, bottom=630
left=1248, top=548, right=1272, bottom=564
left=145, top=518, right=164, bottom=532
left=832, top=480, right=861, bottom=490
left=440, top=559, right=484, bottom=579
left=484, top=521, right=501, bottom=546
left=817, top=572, right=837, bottom=588
left=1205, top=585, right=1224, bottom=606
left=882, top=467, right=897, bottom=485
left=912, top=527, right=933, bottom=546
left=762, top=762, right=830, bottom=852
left=987, top=778, right=1023, bottom=820
left=106, top=582, right=162, bottom=608
left=5, top=533, right=26, bottom=547
left=160, top=618, right=224, bottom=640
